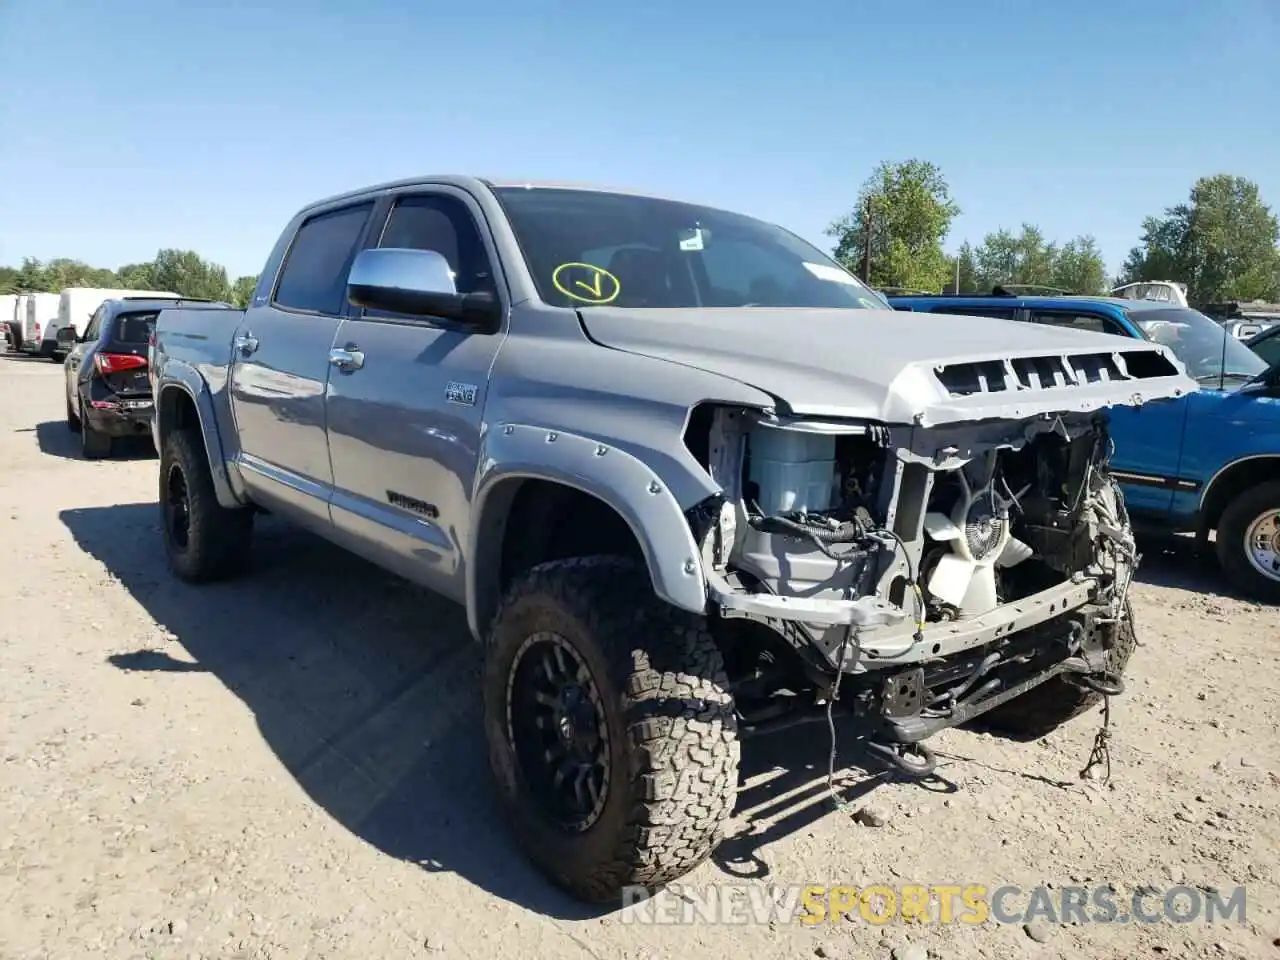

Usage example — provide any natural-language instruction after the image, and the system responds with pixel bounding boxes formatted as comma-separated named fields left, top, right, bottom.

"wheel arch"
left=1198, top=455, right=1280, bottom=534
left=154, top=370, right=243, bottom=511
left=467, top=424, right=712, bottom=644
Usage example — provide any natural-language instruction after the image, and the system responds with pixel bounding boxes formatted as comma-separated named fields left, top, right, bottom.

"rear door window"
left=1251, top=329, right=1280, bottom=368
left=1027, top=310, right=1127, bottom=336
left=82, top=306, right=106, bottom=342
left=272, top=202, right=376, bottom=316
left=929, top=305, right=1019, bottom=322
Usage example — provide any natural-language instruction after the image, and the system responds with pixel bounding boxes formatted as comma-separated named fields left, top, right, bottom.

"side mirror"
left=347, top=247, right=501, bottom=334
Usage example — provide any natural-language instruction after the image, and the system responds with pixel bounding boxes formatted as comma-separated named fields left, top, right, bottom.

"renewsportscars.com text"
left=620, top=883, right=1247, bottom=926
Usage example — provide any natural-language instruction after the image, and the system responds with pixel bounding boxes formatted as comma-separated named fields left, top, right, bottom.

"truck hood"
left=577, top=306, right=1200, bottom=427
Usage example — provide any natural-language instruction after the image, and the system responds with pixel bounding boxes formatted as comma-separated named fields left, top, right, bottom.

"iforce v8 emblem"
left=445, top=381, right=478, bottom=406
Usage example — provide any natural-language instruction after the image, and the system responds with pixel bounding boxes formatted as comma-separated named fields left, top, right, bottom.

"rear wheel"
left=159, top=428, right=253, bottom=582
left=1216, top=481, right=1280, bottom=603
left=79, top=400, right=112, bottom=459
left=66, top=391, right=81, bottom=433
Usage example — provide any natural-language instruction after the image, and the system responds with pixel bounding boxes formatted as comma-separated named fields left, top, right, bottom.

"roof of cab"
left=296, top=174, right=713, bottom=217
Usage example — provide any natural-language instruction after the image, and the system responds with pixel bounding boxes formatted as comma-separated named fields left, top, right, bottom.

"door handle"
left=234, top=333, right=259, bottom=355
left=329, top=346, right=365, bottom=372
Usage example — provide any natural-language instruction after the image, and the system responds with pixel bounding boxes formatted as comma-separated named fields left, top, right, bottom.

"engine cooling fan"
left=922, top=474, right=1033, bottom=618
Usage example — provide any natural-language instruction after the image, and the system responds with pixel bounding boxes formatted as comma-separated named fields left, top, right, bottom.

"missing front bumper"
left=709, top=572, right=1099, bottom=669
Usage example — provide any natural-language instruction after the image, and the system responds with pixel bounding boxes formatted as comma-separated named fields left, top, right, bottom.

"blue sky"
left=1, top=0, right=1276, bottom=281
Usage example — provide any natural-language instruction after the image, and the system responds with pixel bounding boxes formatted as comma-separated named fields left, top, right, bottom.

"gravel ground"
left=1, top=352, right=1278, bottom=960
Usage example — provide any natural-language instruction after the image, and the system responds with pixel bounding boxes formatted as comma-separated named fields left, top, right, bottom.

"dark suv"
left=64, top=296, right=235, bottom=458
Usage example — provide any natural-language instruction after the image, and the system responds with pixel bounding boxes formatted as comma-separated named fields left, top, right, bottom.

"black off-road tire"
left=1215, top=481, right=1280, bottom=604
left=79, top=400, right=112, bottom=459
left=159, top=427, right=253, bottom=583
left=483, top=556, right=740, bottom=903
left=66, top=392, right=81, bottom=433
left=977, top=600, right=1138, bottom=739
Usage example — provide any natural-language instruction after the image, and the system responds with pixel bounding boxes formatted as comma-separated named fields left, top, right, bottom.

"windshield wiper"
left=1196, top=371, right=1259, bottom=382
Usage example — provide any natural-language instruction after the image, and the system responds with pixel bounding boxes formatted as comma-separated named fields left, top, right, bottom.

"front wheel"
left=159, top=428, right=253, bottom=583
left=483, top=556, right=740, bottom=903
left=1216, top=481, right=1280, bottom=603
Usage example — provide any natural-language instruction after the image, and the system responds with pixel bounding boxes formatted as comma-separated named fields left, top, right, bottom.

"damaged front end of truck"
left=682, top=340, right=1198, bottom=774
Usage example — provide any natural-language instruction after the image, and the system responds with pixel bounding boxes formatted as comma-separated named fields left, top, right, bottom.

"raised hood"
left=577, top=306, right=1199, bottom=427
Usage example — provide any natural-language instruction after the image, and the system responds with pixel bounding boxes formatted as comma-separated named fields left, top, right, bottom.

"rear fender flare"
left=467, top=423, right=710, bottom=642
left=154, top=363, right=243, bottom=510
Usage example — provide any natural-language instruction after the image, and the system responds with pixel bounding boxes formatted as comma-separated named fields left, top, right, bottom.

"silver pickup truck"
left=149, top=175, right=1198, bottom=903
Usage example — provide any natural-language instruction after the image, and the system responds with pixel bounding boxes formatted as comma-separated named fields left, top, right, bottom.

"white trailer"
left=26, top=293, right=60, bottom=355
left=1, top=294, right=17, bottom=350
left=13, top=294, right=31, bottom=349
left=42, top=287, right=179, bottom=360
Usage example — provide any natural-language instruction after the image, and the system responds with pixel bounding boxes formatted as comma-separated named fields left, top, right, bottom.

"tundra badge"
left=386, top=490, right=439, bottom=519
left=446, top=381, right=478, bottom=406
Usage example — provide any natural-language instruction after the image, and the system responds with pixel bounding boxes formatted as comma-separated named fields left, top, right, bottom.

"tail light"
left=95, top=353, right=148, bottom=375
left=33, top=323, right=41, bottom=339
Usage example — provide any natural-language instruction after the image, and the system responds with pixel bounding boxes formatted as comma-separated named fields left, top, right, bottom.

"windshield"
left=491, top=187, right=888, bottom=310
left=1130, top=307, right=1268, bottom=381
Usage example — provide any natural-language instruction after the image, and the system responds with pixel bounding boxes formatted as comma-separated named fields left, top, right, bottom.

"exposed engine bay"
left=684, top=403, right=1140, bottom=769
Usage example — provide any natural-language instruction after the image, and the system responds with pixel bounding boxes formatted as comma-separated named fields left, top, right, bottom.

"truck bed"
left=152, top=305, right=245, bottom=376
left=150, top=305, right=247, bottom=436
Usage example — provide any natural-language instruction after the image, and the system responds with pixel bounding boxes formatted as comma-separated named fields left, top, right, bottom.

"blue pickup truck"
left=888, top=292, right=1280, bottom=602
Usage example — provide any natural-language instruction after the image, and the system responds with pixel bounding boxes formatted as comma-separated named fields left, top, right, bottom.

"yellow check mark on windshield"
left=574, top=272, right=605, bottom=298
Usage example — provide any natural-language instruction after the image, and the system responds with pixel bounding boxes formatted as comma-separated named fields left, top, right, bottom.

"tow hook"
left=1067, top=671, right=1125, bottom=697
left=865, top=740, right=937, bottom=779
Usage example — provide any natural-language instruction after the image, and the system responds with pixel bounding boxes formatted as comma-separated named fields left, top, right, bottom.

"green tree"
left=1051, top=236, right=1108, bottom=294
left=2, top=251, right=244, bottom=301
left=972, top=224, right=1057, bottom=289
left=115, top=262, right=157, bottom=289
left=231, top=275, right=259, bottom=308
left=1120, top=174, right=1280, bottom=303
left=959, top=225, right=1106, bottom=294
left=147, top=249, right=234, bottom=301
left=945, top=242, right=981, bottom=294
left=827, top=159, right=961, bottom=292
left=0, top=266, right=20, bottom=294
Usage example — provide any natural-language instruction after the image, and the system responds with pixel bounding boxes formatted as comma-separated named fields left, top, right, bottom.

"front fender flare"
left=467, top=423, right=710, bottom=642
left=154, top=363, right=242, bottom=511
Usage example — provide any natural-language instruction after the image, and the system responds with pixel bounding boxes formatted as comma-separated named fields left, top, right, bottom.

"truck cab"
left=888, top=291, right=1280, bottom=600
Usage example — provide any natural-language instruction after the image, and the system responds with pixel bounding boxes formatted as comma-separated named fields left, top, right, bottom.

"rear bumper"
left=84, top=397, right=154, bottom=438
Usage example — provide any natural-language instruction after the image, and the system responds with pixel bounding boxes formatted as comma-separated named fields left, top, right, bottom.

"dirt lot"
left=1, top=352, right=1278, bottom=960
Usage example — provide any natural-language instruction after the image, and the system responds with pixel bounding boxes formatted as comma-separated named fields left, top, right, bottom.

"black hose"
left=747, top=515, right=869, bottom=561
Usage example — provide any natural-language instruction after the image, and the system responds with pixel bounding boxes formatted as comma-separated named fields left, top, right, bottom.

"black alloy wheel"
left=506, top=631, right=611, bottom=832
left=164, top=461, right=192, bottom=554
